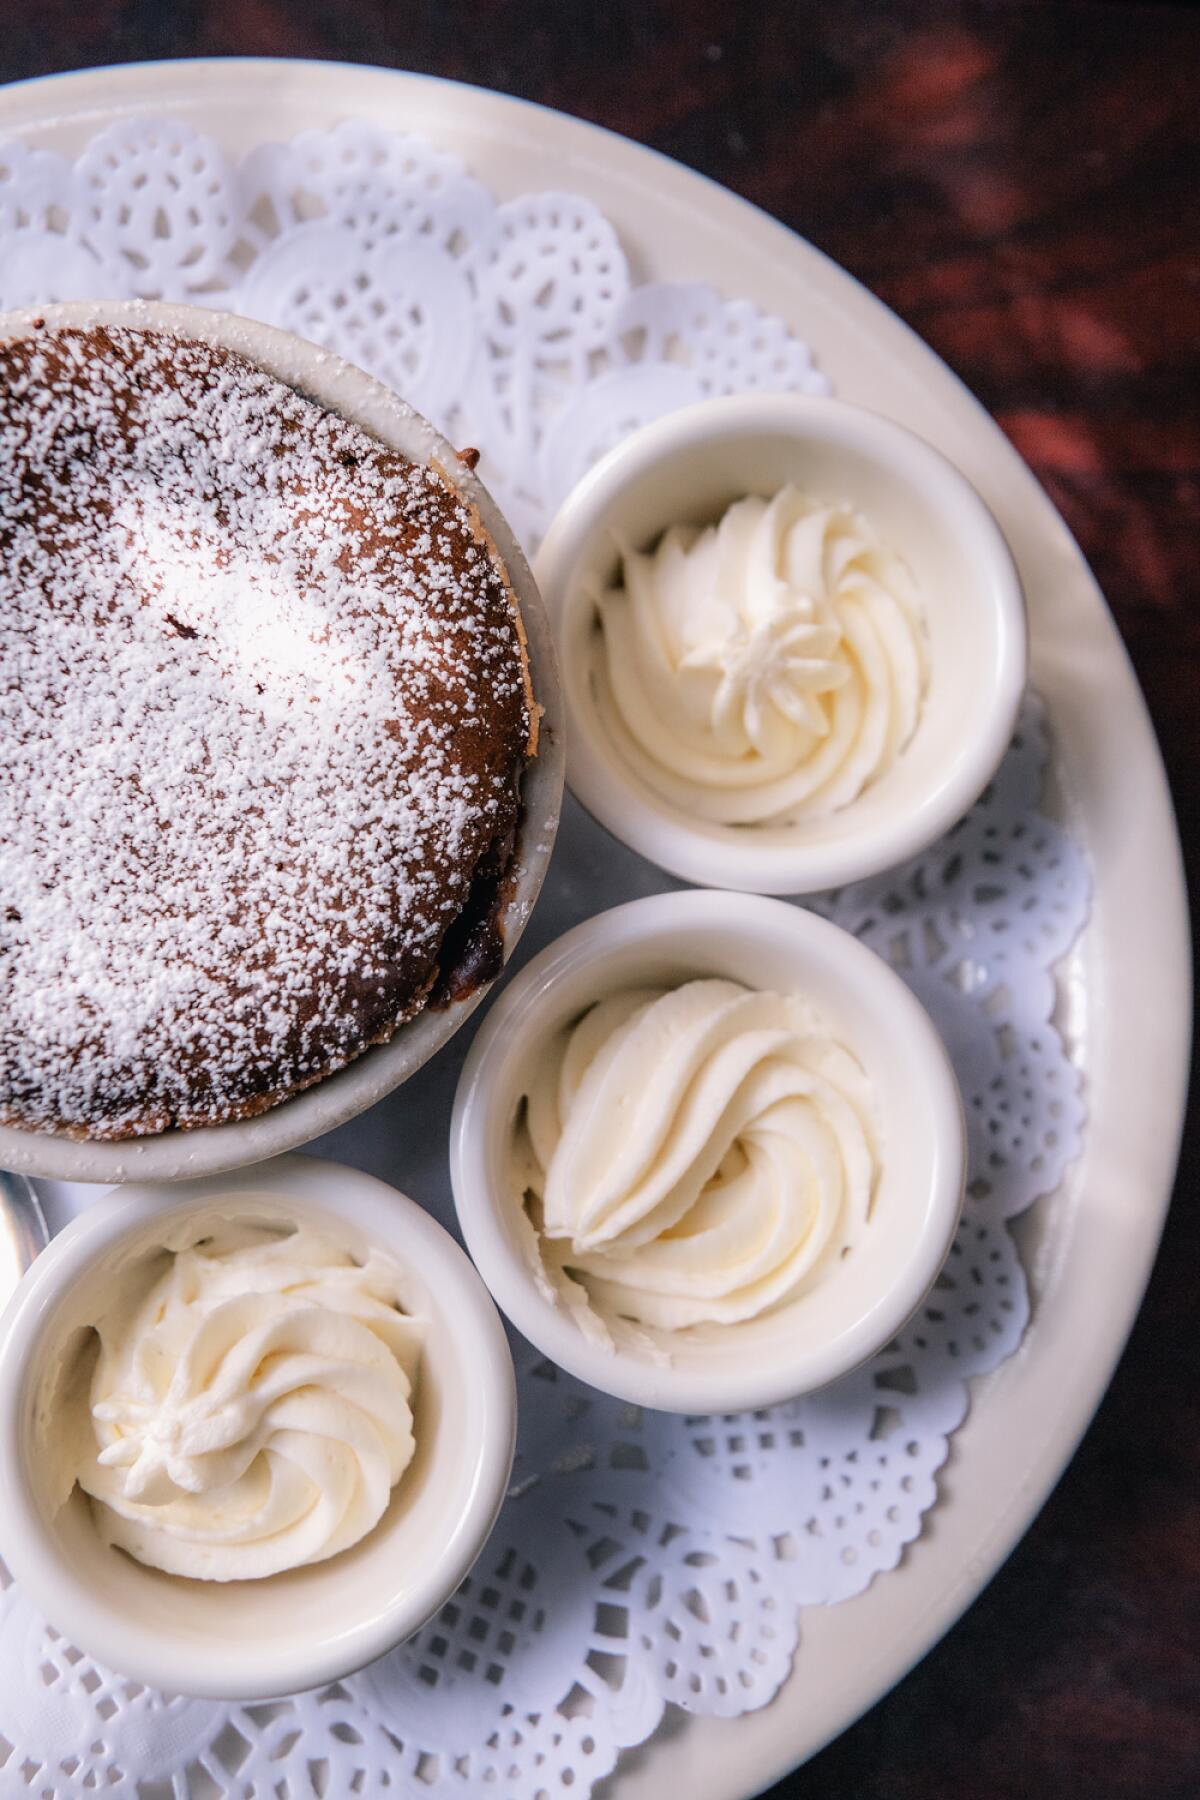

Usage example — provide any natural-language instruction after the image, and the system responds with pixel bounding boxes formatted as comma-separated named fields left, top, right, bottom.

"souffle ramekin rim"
left=0, top=297, right=564, bottom=1184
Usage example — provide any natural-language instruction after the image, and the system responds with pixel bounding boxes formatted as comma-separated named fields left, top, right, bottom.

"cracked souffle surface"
left=0, top=323, right=536, bottom=1139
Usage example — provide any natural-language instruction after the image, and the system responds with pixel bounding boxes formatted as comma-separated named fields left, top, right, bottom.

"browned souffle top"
left=0, top=324, right=535, bottom=1140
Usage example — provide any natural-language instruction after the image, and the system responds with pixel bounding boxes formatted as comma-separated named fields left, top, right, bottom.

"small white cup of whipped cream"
left=0, top=1154, right=515, bottom=1698
left=451, top=890, right=966, bottom=1412
left=536, top=393, right=1027, bottom=894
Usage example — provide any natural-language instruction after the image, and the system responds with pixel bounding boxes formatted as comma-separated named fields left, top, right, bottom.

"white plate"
left=0, top=59, right=1190, bottom=1798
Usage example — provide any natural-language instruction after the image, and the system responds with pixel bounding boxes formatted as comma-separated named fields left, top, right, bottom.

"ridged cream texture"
left=59, top=1222, right=422, bottom=1581
left=591, top=487, right=927, bottom=823
left=514, top=980, right=878, bottom=1337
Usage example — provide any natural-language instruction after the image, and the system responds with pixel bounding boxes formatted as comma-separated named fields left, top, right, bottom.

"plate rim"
left=0, top=55, right=1191, bottom=1799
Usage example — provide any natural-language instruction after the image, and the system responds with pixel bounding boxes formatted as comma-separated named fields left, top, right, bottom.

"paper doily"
left=0, top=115, right=829, bottom=551
left=0, top=118, right=1089, bottom=1798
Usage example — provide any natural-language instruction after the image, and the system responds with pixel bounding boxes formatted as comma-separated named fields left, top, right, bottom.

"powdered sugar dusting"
left=0, top=325, right=531, bottom=1139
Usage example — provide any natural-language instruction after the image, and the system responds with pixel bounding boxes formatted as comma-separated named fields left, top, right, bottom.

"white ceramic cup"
left=0, top=299, right=564, bottom=1184
left=451, top=890, right=966, bottom=1412
left=535, top=392, right=1026, bottom=895
left=0, top=1154, right=516, bottom=1699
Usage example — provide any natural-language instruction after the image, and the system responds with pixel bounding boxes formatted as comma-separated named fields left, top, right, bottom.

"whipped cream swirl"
left=65, top=1221, right=422, bottom=1581
left=515, top=979, right=878, bottom=1337
left=593, top=487, right=926, bottom=823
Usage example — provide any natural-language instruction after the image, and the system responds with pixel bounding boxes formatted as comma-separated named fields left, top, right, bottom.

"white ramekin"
left=0, top=1154, right=515, bottom=1699
left=535, top=392, right=1026, bottom=895
left=450, top=890, right=966, bottom=1413
left=0, top=299, right=563, bottom=1184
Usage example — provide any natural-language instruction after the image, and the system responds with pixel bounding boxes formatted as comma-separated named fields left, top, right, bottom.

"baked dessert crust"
left=0, top=324, right=536, bottom=1140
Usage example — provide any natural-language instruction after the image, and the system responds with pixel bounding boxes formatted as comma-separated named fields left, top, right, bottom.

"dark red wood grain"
left=1, top=6, right=1196, bottom=1796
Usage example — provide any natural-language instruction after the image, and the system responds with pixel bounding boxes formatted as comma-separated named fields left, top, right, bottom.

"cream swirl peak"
left=61, top=1220, right=422, bottom=1581
left=592, top=487, right=926, bottom=823
left=514, top=979, right=878, bottom=1338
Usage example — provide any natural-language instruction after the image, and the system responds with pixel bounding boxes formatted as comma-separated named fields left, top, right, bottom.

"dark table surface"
left=1, top=4, right=1196, bottom=1797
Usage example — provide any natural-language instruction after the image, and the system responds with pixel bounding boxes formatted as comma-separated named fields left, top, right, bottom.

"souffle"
left=0, top=323, right=537, bottom=1139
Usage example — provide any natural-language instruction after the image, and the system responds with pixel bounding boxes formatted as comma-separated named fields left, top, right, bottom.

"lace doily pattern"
left=0, top=116, right=828, bottom=549
left=0, top=118, right=1089, bottom=1798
